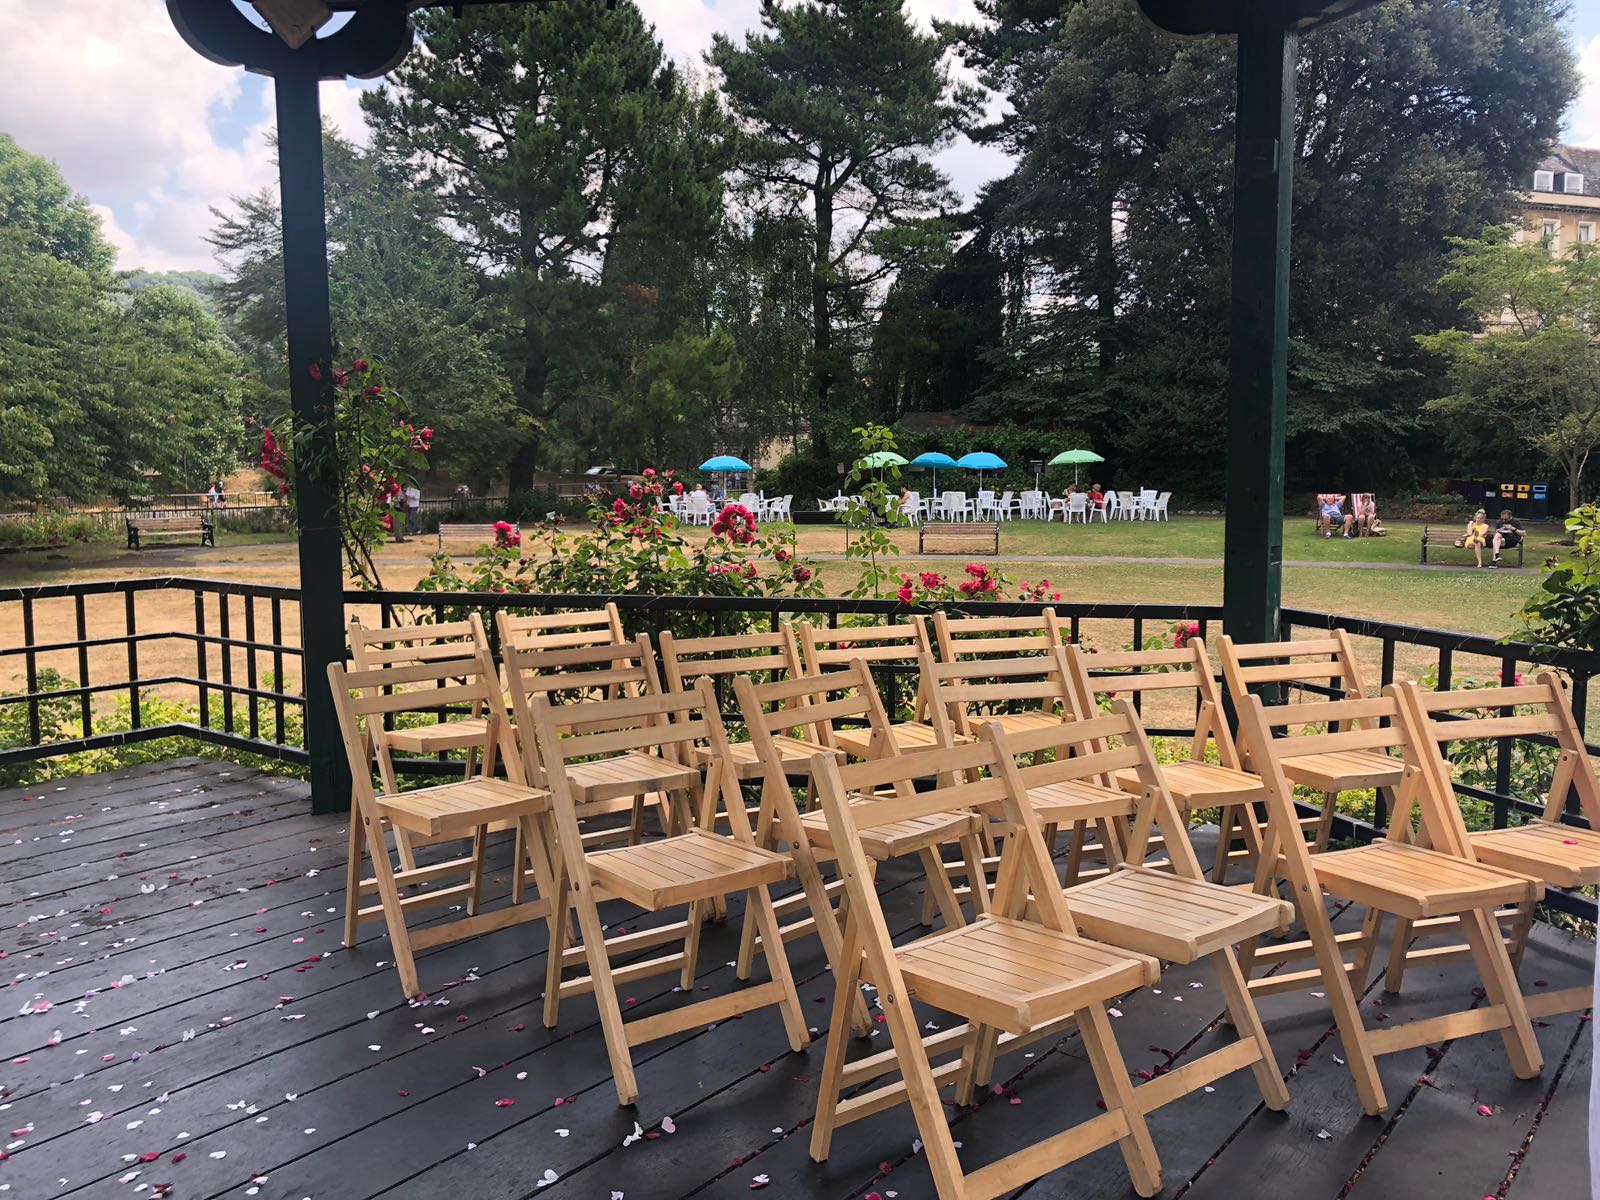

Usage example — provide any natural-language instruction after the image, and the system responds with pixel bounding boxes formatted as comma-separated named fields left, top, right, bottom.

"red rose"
left=308, top=363, right=322, bottom=381
left=331, top=368, right=348, bottom=387
left=353, top=359, right=370, bottom=372
left=792, top=566, right=812, bottom=583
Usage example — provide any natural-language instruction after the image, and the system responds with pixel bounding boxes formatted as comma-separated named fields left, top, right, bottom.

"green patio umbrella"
left=1048, top=448, right=1105, bottom=484
left=859, top=451, right=909, bottom=469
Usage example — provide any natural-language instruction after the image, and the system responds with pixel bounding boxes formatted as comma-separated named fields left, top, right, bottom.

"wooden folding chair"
left=1218, top=631, right=1404, bottom=852
left=528, top=679, right=809, bottom=1104
left=345, top=614, right=514, bottom=870
left=1385, top=672, right=1600, bottom=1017
left=809, top=732, right=1169, bottom=1199
left=328, top=656, right=556, bottom=1000
left=732, top=661, right=987, bottom=998
left=1066, top=640, right=1266, bottom=881
left=985, top=710, right=1292, bottom=1114
left=797, top=617, right=943, bottom=757
left=921, top=648, right=1122, bottom=899
left=1234, top=688, right=1545, bottom=1115
left=500, top=631, right=690, bottom=848
left=659, top=626, right=809, bottom=783
left=930, top=610, right=1070, bottom=738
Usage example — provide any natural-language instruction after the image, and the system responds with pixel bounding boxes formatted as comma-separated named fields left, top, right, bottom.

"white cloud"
left=0, top=2, right=369, bottom=273
left=1570, top=34, right=1600, bottom=146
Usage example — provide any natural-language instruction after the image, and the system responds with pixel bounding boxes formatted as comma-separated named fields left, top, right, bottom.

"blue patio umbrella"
left=957, top=451, right=1008, bottom=490
left=699, top=454, right=753, bottom=499
left=910, top=451, right=957, bottom=492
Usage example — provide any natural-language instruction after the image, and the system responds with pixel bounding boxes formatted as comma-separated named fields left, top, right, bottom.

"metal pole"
left=275, top=70, right=350, bottom=815
left=1222, top=11, right=1296, bottom=645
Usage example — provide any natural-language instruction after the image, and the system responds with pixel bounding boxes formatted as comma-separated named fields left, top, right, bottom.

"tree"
left=1419, top=227, right=1600, bottom=517
left=0, top=132, right=112, bottom=273
left=209, top=131, right=519, bottom=489
left=364, top=1, right=725, bottom=490
left=955, top=0, right=1578, bottom=498
left=711, top=0, right=983, bottom=455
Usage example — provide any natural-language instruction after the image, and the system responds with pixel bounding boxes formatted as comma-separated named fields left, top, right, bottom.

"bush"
left=0, top=513, right=104, bottom=550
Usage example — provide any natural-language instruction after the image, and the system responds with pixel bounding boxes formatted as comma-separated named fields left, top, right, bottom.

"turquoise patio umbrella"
left=911, top=450, right=956, bottom=492
left=699, top=454, right=753, bottom=498
left=859, top=451, right=909, bottom=469
left=1048, top=447, right=1105, bottom=484
left=957, top=451, right=1008, bottom=488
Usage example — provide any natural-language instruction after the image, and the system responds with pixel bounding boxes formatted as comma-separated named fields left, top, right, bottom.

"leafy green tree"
left=209, top=131, right=519, bottom=489
left=364, top=1, right=725, bottom=489
left=0, top=133, right=112, bottom=272
left=1418, top=228, right=1600, bottom=517
left=956, top=0, right=1578, bottom=498
left=711, top=0, right=983, bottom=455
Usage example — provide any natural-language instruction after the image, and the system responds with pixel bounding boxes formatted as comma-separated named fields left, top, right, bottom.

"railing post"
left=126, top=589, right=141, bottom=731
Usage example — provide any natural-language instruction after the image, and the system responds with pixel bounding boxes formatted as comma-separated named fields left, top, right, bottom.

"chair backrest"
left=995, top=700, right=1203, bottom=878
left=978, top=488, right=995, bottom=503
left=1156, top=491, right=1171, bottom=504
left=347, top=614, right=489, bottom=671
left=1235, top=688, right=1431, bottom=870
left=1067, top=493, right=1088, bottom=513
left=496, top=604, right=626, bottom=653
left=738, top=492, right=761, bottom=510
left=529, top=678, right=749, bottom=839
left=932, top=610, right=1066, bottom=663
left=1117, top=490, right=1135, bottom=505
left=812, top=726, right=1079, bottom=941
left=999, top=490, right=1013, bottom=503
left=797, top=617, right=932, bottom=672
left=1064, top=640, right=1244, bottom=768
left=689, top=493, right=712, bottom=515
left=1140, top=489, right=1156, bottom=503
left=921, top=647, right=1076, bottom=744
left=328, top=650, right=508, bottom=804
left=659, top=627, right=804, bottom=697
left=1392, top=671, right=1598, bottom=827
left=1217, top=631, right=1373, bottom=713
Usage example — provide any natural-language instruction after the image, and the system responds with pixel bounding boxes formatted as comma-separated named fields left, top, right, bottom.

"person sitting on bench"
left=1455, top=508, right=1491, bottom=567
left=1318, top=493, right=1353, bottom=538
left=1491, top=509, right=1524, bottom=567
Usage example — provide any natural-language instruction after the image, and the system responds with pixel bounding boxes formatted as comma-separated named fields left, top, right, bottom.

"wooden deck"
left=0, top=758, right=1590, bottom=1199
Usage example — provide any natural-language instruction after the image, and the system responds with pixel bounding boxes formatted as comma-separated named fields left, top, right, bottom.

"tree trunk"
left=810, top=178, right=834, bottom=459
left=507, top=311, right=550, bottom=494
left=1095, top=125, right=1118, bottom=374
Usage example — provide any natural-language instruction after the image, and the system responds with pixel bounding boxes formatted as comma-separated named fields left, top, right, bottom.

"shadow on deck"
left=0, top=759, right=1589, bottom=1199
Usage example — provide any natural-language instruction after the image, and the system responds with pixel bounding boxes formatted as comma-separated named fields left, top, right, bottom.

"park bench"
left=918, top=521, right=999, bottom=554
left=437, top=522, right=517, bottom=550
left=125, top=514, right=214, bottom=549
left=1420, top=524, right=1522, bottom=567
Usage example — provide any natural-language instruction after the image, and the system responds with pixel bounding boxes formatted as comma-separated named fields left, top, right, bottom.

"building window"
left=1581, top=223, right=1595, bottom=244
left=1533, top=170, right=1555, bottom=191
left=1543, top=220, right=1561, bottom=252
left=1564, top=172, right=1585, bottom=194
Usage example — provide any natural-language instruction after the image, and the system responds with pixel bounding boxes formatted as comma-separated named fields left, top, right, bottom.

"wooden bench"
left=1420, top=525, right=1522, bottom=567
left=126, top=515, right=214, bottom=549
left=437, top=522, right=517, bottom=550
left=918, top=521, right=999, bottom=554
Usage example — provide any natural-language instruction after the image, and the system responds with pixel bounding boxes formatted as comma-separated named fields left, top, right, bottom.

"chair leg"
left=343, top=809, right=366, bottom=949
left=1210, top=946, right=1289, bottom=1110
left=466, top=825, right=488, bottom=917
left=744, top=885, right=811, bottom=1053
left=919, top=846, right=967, bottom=929
left=363, top=811, right=422, bottom=1000
left=1460, top=905, right=1543, bottom=1080
left=1314, top=790, right=1339, bottom=852
left=959, top=831, right=991, bottom=917
left=681, top=898, right=707, bottom=991
left=1078, top=1004, right=1164, bottom=1198
left=1507, top=900, right=1538, bottom=972
left=1296, top=891, right=1388, bottom=1116
left=568, top=878, right=641, bottom=1105
left=1383, top=915, right=1415, bottom=993
left=1350, top=906, right=1386, bottom=992
left=1066, top=822, right=1088, bottom=886
left=1212, top=806, right=1238, bottom=883
left=542, top=864, right=572, bottom=1030
left=810, top=925, right=866, bottom=1163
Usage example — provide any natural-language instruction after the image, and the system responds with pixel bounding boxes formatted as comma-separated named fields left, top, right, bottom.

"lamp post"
left=165, top=0, right=542, bottom=811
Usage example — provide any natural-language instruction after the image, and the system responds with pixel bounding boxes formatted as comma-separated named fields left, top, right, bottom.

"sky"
left=0, top=0, right=1594, bottom=275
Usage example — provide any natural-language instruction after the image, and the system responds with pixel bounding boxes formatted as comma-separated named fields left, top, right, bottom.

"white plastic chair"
left=975, top=489, right=996, bottom=519
left=942, top=491, right=973, bottom=521
left=686, top=493, right=714, bottom=526
left=1091, top=493, right=1110, bottom=523
left=1019, top=489, right=1044, bottom=520
left=993, top=490, right=1021, bottom=521
left=1138, top=488, right=1157, bottom=519
left=1150, top=491, right=1171, bottom=521
left=897, top=493, right=924, bottom=525
left=1047, top=497, right=1067, bottom=522
left=1116, top=491, right=1138, bottom=520
left=1066, top=493, right=1089, bottom=524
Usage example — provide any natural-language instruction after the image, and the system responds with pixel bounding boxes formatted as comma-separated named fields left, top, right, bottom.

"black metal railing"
left=2, top=579, right=1596, bottom=919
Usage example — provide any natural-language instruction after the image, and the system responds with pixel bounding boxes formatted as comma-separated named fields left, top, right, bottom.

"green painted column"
left=275, top=70, right=350, bottom=816
left=1222, top=8, right=1297, bottom=645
